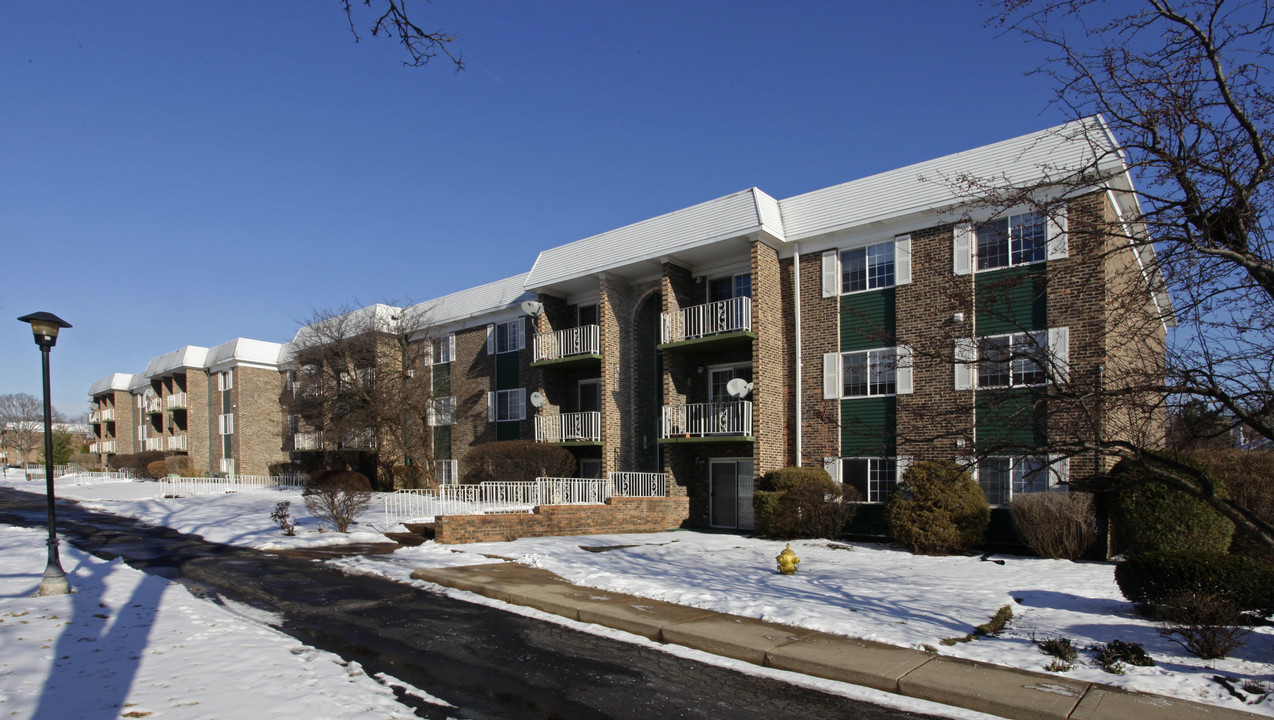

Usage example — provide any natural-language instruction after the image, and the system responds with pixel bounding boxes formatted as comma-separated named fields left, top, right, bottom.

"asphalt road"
left=0, top=487, right=948, bottom=720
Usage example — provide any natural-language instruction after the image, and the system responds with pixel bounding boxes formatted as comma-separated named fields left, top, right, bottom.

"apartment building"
left=89, top=373, right=137, bottom=460
left=89, top=117, right=1168, bottom=532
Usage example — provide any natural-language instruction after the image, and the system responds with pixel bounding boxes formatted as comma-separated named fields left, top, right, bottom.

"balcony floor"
left=658, top=435, right=755, bottom=445
left=530, top=353, right=602, bottom=370
left=658, top=331, right=755, bottom=355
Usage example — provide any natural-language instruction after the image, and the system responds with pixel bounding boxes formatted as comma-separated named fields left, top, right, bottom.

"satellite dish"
left=521, top=300, right=544, bottom=317
left=530, top=391, right=546, bottom=408
left=725, top=378, right=754, bottom=398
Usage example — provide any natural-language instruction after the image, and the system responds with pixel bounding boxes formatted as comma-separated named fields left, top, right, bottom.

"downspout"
left=206, top=369, right=215, bottom=476
left=793, top=243, right=803, bottom=466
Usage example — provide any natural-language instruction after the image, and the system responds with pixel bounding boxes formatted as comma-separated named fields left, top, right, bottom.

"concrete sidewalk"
left=411, top=562, right=1263, bottom=720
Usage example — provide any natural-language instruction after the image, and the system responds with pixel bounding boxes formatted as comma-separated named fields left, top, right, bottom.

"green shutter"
left=978, top=389, right=1047, bottom=447
left=840, top=288, right=896, bottom=352
left=840, top=397, right=896, bottom=454
left=434, top=426, right=451, bottom=460
left=496, top=352, right=519, bottom=390
left=432, top=363, right=450, bottom=395
left=975, top=265, right=1047, bottom=335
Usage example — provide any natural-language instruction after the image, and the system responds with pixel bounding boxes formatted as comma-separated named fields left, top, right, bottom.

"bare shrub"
left=773, top=481, right=859, bottom=539
left=146, top=460, right=168, bottom=479
left=270, top=500, right=296, bottom=536
left=461, top=440, right=576, bottom=484
left=164, top=455, right=190, bottom=476
left=1155, top=591, right=1251, bottom=660
left=1011, top=492, right=1099, bottom=560
left=303, top=470, right=373, bottom=533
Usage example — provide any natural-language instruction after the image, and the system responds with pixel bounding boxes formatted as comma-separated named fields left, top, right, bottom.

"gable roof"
left=408, top=273, right=534, bottom=332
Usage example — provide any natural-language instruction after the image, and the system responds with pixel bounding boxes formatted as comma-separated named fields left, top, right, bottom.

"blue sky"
left=0, top=1, right=1067, bottom=416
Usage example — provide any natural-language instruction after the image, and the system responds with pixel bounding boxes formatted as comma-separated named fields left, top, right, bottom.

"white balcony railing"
left=661, top=297, right=751, bottom=344
left=166, top=392, right=188, bottom=410
left=293, top=432, right=322, bottom=451
left=661, top=401, right=752, bottom=438
left=101, top=407, right=115, bottom=422
left=608, top=472, right=667, bottom=497
left=144, top=437, right=165, bottom=451
left=144, top=396, right=163, bottom=414
left=168, top=435, right=188, bottom=451
left=535, top=411, right=602, bottom=443
left=533, top=324, right=600, bottom=362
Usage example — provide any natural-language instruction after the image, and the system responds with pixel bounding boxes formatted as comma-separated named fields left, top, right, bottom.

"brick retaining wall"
left=435, top=496, right=690, bottom=544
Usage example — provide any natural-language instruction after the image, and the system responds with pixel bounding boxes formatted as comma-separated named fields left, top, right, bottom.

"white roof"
left=525, top=188, right=783, bottom=292
left=88, top=373, right=135, bottom=397
left=205, top=338, right=286, bottom=371
left=144, top=346, right=209, bottom=378
left=290, top=303, right=403, bottom=346
left=409, top=273, right=534, bottom=331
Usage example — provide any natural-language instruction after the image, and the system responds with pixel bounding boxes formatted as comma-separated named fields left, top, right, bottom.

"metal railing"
left=143, top=396, right=163, bottom=414
left=382, top=477, right=614, bottom=526
left=661, top=297, right=751, bottom=344
left=608, top=471, right=667, bottom=497
left=533, top=324, right=600, bottom=362
left=535, top=411, right=601, bottom=442
left=91, top=408, right=116, bottom=423
left=661, top=401, right=752, bottom=438
left=166, top=392, right=188, bottom=409
left=144, top=437, right=165, bottom=451
left=293, top=432, right=322, bottom=450
left=157, top=473, right=306, bottom=496
left=167, top=435, right=188, bottom=451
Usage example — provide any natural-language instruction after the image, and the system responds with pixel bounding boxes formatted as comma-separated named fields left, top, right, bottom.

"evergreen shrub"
left=886, top=460, right=989, bottom=555
left=1109, top=458, right=1234, bottom=556
left=1114, top=550, right=1274, bottom=613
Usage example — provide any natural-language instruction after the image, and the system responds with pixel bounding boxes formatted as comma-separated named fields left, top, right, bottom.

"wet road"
left=0, top=488, right=945, bottom=720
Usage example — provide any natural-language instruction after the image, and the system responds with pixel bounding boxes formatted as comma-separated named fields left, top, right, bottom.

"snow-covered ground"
left=3, top=471, right=1272, bottom=717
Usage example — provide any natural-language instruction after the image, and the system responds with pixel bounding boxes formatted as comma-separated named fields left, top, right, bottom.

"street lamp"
left=17, top=311, right=72, bottom=596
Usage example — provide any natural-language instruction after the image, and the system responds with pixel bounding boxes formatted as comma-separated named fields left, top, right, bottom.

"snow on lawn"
left=0, top=524, right=447, bottom=719
left=5, top=472, right=1274, bottom=716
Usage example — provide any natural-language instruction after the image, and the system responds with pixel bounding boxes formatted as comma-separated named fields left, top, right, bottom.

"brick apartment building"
left=89, top=117, right=1169, bottom=531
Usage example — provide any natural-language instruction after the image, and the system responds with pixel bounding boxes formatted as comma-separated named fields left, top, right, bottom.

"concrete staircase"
left=383, top=522, right=434, bottom=546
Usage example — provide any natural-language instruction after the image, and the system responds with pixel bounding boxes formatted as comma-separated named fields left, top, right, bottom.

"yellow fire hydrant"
left=776, top=544, right=800, bottom=575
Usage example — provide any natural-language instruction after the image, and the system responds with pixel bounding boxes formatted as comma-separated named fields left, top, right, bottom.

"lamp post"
left=17, top=311, right=72, bottom=596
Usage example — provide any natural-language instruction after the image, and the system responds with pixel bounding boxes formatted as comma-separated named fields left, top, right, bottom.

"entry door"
left=710, top=459, right=755, bottom=529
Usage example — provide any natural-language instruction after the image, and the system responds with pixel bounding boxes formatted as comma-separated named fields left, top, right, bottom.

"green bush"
left=1114, top=550, right=1274, bottom=614
left=107, top=450, right=168, bottom=477
left=753, top=490, right=784, bottom=536
left=886, top=460, right=989, bottom=555
left=757, top=466, right=834, bottom=492
left=1109, top=458, right=1234, bottom=556
left=1189, top=449, right=1274, bottom=564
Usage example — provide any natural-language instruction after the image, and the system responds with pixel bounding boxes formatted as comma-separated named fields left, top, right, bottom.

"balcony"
left=293, top=432, right=323, bottom=451
left=144, top=437, right=165, bottom=451
left=167, top=435, right=188, bottom=451
left=144, top=396, right=163, bottom=415
left=532, top=325, right=600, bottom=367
left=90, top=408, right=116, bottom=424
left=535, top=411, right=602, bottom=444
left=660, top=297, right=753, bottom=352
left=90, top=440, right=116, bottom=454
left=166, top=392, right=188, bottom=410
left=660, top=401, right=753, bottom=443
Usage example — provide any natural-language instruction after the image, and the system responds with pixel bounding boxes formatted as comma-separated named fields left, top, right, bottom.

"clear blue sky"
left=1, top=1, right=1067, bottom=416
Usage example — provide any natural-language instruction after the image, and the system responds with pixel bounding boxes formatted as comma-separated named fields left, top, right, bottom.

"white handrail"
left=661, top=401, right=752, bottom=438
left=533, top=324, right=600, bottom=362
left=534, top=411, right=601, bottom=442
left=661, top=297, right=751, bottom=343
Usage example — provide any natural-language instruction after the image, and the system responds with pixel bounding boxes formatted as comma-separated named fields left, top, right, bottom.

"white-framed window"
left=428, top=396, right=457, bottom=426
left=218, top=413, right=234, bottom=435
left=287, top=414, right=300, bottom=434
left=954, top=328, right=1069, bottom=391
left=709, top=364, right=753, bottom=402
left=488, top=319, right=525, bottom=354
left=841, top=457, right=910, bottom=503
left=429, top=333, right=456, bottom=365
left=708, top=273, right=752, bottom=302
left=954, top=207, right=1067, bottom=275
left=436, top=459, right=458, bottom=485
left=220, top=458, right=236, bottom=476
left=823, top=346, right=913, bottom=399
left=975, top=455, right=1069, bottom=505
left=821, top=235, right=912, bottom=297
left=217, top=369, right=234, bottom=392
left=487, top=389, right=526, bottom=422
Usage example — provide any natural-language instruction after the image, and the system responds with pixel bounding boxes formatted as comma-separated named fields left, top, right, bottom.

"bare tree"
left=0, top=393, right=65, bottom=469
left=285, top=302, right=440, bottom=490
left=341, top=0, right=464, bottom=69
left=949, top=0, right=1274, bottom=550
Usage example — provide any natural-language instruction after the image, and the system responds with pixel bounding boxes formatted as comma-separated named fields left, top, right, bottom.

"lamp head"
left=17, top=312, right=71, bottom=349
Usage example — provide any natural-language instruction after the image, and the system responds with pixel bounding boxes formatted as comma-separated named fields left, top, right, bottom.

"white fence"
left=167, top=435, right=188, bottom=451
left=661, top=401, right=752, bottom=438
left=156, top=473, right=307, bottom=497
left=533, top=324, right=600, bottom=362
left=661, top=297, right=751, bottom=344
left=534, top=411, right=601, bottom=442
left=166, top=392, right=188, bottom=409
left=382, top=473, right=668, bottom=526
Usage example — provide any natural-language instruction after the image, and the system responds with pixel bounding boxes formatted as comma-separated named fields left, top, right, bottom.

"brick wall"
left=450, top=323, right=497, bottom=465
left=235, top=366, right=287, bottom=475
left=435, top=496, right=690, bottom=544
left=798, top=251, right=841, bottom=466
left=751, top=240, right=792, bottom=476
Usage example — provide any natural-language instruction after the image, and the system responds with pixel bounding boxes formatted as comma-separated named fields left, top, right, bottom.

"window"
left=842, top=457, right=900, bottom=503
left=822, top=235, right=912, bottom=297
left=217, top=369, right=234, bottom=392
left=580, top=459, right=603, bottom=479
left=218, top=413, right=234, bottom=435
left=428, top=396, right=456, bottom=426
left=841, top=348, right=897, bottom=397
left=976, top=211, right=1047, bottom=270
left=956, top=328, right=1068, bottom=391
left=977, top=331, right=1047, bottom=388
left=708, top=273, right=751, bottom=302
left=977, top=456, right=1060, bottom=505
left=487, top=389, right=526, bottom=422
left=436, top=459, right=458, bottom=485
left=489, top=319, right=525, bottom=354
left=823, top=346, right=913, bottom=399
left=577, top=304, right=599, bottom=328
left=432, top=333, right=456, bottom=364
left=709, top=365, right=753, bottom=402
left=841, top=241, right=895, bottom=293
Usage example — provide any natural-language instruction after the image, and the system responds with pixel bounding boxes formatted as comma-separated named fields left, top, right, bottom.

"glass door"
left=709, top=459, right=755, bottom=529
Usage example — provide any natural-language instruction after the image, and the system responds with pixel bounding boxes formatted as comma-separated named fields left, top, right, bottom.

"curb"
left=410, top=562, right=1264, bottom=720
